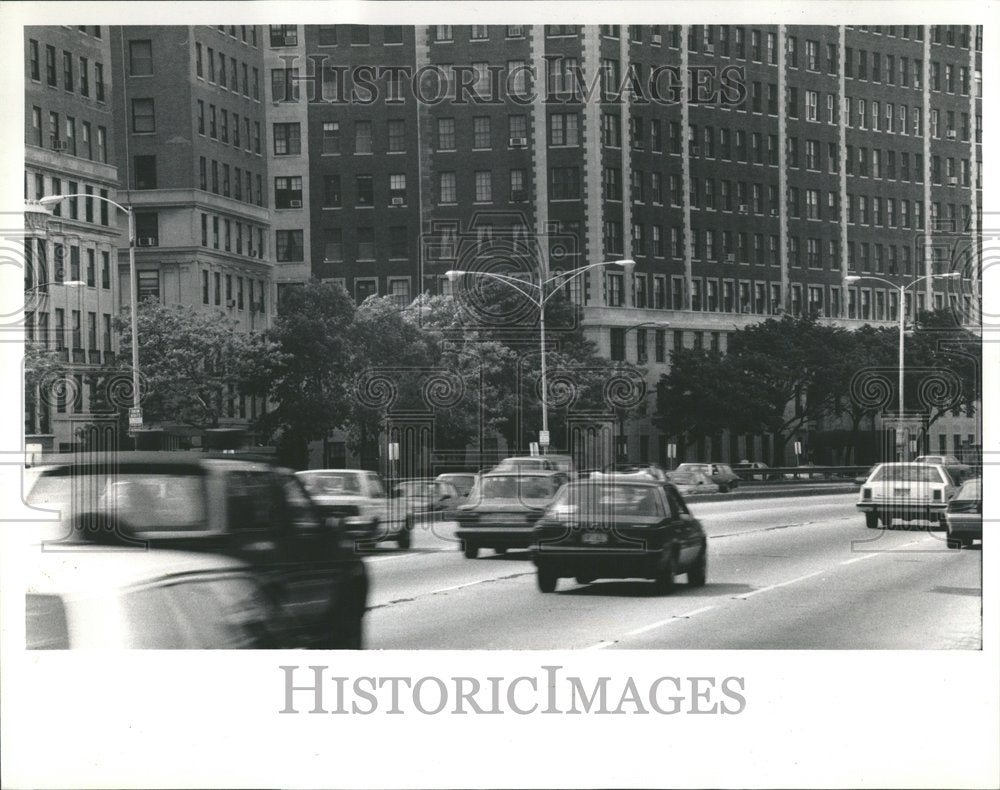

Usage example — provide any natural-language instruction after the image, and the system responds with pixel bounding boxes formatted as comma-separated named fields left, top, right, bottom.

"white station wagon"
left=856, top=462, right=960, bottom=529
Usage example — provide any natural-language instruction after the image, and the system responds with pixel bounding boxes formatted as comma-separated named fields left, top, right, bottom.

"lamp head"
left=843, top=276, right=861, bottom=284
left=38, top=196, right=66, bottom=207
left=444, top=270, right=465, bottom=283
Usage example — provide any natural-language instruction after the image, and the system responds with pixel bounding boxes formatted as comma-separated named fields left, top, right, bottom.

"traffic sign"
left=539, top=430, right=550, bottom=446
left=388, top=442, right=400, bottom=461
left=128, top=407, right=143, bottom=429
left=529, top=442, right=539, bottom=456
left=794, top=441, right=802, bottom=456
left=667, top=442, right=676, bottom=458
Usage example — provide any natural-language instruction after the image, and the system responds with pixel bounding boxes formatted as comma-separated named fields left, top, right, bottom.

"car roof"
left=482, top=469, right=563, bottom=478
left=34, top=452, right=281, bottom=474
left=572, top=476, right=660, bottom=487
left=297, top=468, right=371, bottom=475
left=26, top=547, right=250, bottom=594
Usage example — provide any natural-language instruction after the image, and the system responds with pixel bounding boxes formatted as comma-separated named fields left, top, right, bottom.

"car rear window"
left=552, top=484, right=663, bottom=518
left=871, top=466, right=946, bottom=484
left=474, top=476, right=560, bottom=501
left=956, top=478, right=981, bottom=501
left=28, top=471, right=208, bottom=532
left=298, top=472, right=362, bottom=496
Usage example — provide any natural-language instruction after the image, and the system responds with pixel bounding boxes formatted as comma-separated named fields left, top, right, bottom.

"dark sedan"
left=945, top=477, right=981, bottom=549
left=454, top=471, right=567, bottom=558
left=531, top=479, right=707, bottom=594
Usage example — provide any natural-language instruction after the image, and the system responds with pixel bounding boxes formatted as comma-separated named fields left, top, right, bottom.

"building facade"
left=24, top=25, right=122, bottom=453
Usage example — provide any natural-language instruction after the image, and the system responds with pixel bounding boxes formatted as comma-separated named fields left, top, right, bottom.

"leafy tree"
left=252, top=281, right=356, bottom=468
left=114, top=299, right=271, bottom=432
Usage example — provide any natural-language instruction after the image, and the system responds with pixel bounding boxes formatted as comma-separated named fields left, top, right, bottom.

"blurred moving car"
left=856, top=462, right=960, bottom=529
left=297, top=468, right=409, bottom=548
left=733, top=461, right=772, bottom=481
left=26, top=548, right=298, bottom=649
left=914, top=455, right=973, bottom=484
left=26, top=453, right=369, bottom=648
left=674, top=462, right=740, bottom=492
left=391, top=477, right=462, bottom=529
left=601, top=463, right=669, bottom=482
left=944, top=477, right=981, bottom=549
left=455, top=471, right=567, bottom=558
left=435, top=472, right=477, bottom=500
left=666, top=468, right=720, bottom=496
left=531, top=478, right=707, bottom=594
left=492, top=455, right=570, bottom=476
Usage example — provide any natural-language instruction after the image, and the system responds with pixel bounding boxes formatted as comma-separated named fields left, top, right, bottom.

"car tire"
left=719, top=483, right=729, bottom=493
left=865, top=512, right=879, bottom=529
left=946, top=532, right=962, bottom=549
left=882, top=514, right=893, bottom=530
left=654, top=553, right=676, bottom=595
left=463, top=543, right=479, bottom=559
left=688, top=549, right=707, bottom=588
left=961, top=536, right=974, bottom=548
left=396, top=519, right=413, bottom=550
left=537, top=568, right=558, bottom=593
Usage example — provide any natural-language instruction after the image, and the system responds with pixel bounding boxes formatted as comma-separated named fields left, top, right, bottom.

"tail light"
left=932, top=489, right=942, bottom=501
left=862, top=488, right=872, bottom=500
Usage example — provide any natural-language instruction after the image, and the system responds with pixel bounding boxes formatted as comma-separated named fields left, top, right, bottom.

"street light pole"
left=447, top=259, right=635, bottom=452
left=845, top=271, right=960, bottom=460
left=38, top=194, right=141, bottom=428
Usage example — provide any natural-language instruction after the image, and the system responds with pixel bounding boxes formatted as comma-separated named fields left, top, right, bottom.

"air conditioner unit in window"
left=509, top=137, right=527, bottom=147
left=289, top=199, right=302, bottom=208
left=51, top=139, right=67, bottom=151
left=726, top=253, right=736, bottom=262
left=652, top=34, right=662, bottom=45
left=948, top=176, right=958, bottom=185
left=704, top=43, right=715, bottom=54
left=946, top=130, right=956, bottom=139
left=391, top=196, right=404, bottom=205
left=226, top=299, right=236, bottom=308
left=770, top=208, right=778, bottom=216
left=691, top=146, right=700, bottom=156
left=137, top=237, right=156, bottom=247
left=738, top=204, right=749, bottom=214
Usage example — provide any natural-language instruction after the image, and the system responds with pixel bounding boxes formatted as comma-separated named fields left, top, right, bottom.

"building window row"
left=196, top=99, right=262, bottom=155
left=29, top=104, right=109, bottom=163
left=199, top=211, right=267, bottom=260
left=199, top=266, right=266, bottom=314
left=195, top=40, right=260, bottom=101
left=315, top=25, right=404, bottom=46
left=28, top=39, right=106, bottom=102
left=25, top=170, right=112, bottom=228
left=209, top=24, right=259, bottom=47
left=198, top=156, right=264, bottom=206
left=321, top=226, right=410, bottom=263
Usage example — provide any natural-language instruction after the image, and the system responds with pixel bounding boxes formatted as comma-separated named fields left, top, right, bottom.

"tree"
left=654, top=347, right=744, bottom=448
left=115, top=299, right=272, bottom=432
left=252, top=281, right=356, bottom=468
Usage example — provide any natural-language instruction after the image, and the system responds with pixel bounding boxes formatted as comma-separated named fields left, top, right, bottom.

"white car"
left=297, top=469, right=409, bottom=548
left=856, top=462, right=960, bottom=529
left=666, top=468, right=720, bottom=496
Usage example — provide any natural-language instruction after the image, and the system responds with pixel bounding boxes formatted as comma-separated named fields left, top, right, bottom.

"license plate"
left=581, top=531, right=608, bottom=545
left=893, top=488, right=910, bottom=496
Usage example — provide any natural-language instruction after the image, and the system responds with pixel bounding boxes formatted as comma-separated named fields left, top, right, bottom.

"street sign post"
left=529, top=442, right=539, bottom=456
left=539, top=430, right=550, bottom=447
left=128, top=407, right=143, bottom=430
left=794, top=441, right=802, bottom=465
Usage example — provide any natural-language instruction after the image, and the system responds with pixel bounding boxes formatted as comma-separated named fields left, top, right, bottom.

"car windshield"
left=955, top=478, right=981, bottom=500
left=676, top=464, right=708, bottom=473
left=439, top=475, right=475, bottom=497
left=551, top=483, right=662, bottom=517
left=870, top=465, right=946, bottom=484
left=28, top=471, right=208, bottom=531
left=298, top=472, right=362, bottom=496
left=473, top=476, right=559, bottom=501
left=395, top=481, right=434, bottom=498
left=668, top=471, right=703, bottom=484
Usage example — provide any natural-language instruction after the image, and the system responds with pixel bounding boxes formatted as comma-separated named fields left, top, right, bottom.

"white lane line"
left=587, top=640, right=617, bottom=650
left=625, top=605, right=718, bottom=637
left=840, top=552, right=883, bottom=565
left=733, top=569, right=826, bottom=600
left=841, top=535, right=936, bottom=564
left=364, top=548, right=456, bottom=563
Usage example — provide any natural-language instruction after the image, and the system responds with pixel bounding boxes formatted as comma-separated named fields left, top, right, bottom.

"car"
left=531, top=478, right=707, bottom=594
left=296, top=468, right=410, bottom=549
left=454, top=470, right=567, bottom=558
left=601, top=463, right=670, bottom=482
left=27, top=452, right=369, bottom=648
left=854, top=465, right=876, bottom=485
left=944, top=477, right=981, bottom=549
left=25, top=547, right=299, bottom=649
left=915, top=455, right=973, bottom=484
left=391, top=477, right=462, bottom=529
left=492, top=456, right=560, bottom=474
left=856, top=462, right=960, bottom=529
left=674, top=462, right=740, bottom=492
left=733, top=461, right=773, bottom=481
left=435, top=472, right=478, bottom=499
left=666, top=468, right=720, bottom=496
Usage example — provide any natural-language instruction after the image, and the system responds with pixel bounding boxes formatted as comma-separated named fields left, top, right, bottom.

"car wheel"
left=882, top=513, right=893, bottom=530
left=653, top=553, right=676, bottom=595
left=537, top=568, right=558, bottom=593
left=396, top=519, right=413, bottom=550
left=718, top=483, right=729, bottom=493
left=865, top=512, right=879, bottom=529
left=961, top=536, right=974, bottom=548
left=495, top=547, right=507, bottom=555
left=946, top=532, right=962, bottom=549
left=688, top=548, right=707, bottom=588
left=463, top=543, right=479, bottom=559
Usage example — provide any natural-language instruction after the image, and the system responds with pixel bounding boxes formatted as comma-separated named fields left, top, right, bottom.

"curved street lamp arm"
left=456, top=270, right=542, bottom=305
left=40, top=193, right=132, bottom=216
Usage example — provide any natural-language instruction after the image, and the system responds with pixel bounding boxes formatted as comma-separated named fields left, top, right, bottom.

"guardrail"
left=733, top=465, right=872, bottom=483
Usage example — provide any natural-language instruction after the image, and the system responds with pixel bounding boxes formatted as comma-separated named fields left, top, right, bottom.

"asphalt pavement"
left=360, top=493, right=982, bottom=649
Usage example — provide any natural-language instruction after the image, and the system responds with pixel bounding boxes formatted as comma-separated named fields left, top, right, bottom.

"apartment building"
left=24, top=25, right=122, bottom=453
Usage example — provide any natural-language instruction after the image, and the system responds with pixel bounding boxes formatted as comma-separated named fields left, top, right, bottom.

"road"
left=359, top=493, right=982, bottom=650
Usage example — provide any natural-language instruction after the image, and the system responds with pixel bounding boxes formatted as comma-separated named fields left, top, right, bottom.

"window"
left=274, top=176, right=302, bottom=209
left=549, top=113, right=580, bottom=146
left=438, top=172, right=456, bottom=204
left=354, top=121, right=372, bottom=154
left=356, top=175, right=374, bottom=206
left=474, top=171, right=492, bottom=202
left=137, top=271, right=160, bottom=302
left=129, top=40, right=153, bottom=75
left=273, top=122, right=301, bottom=155
left=45, top=45, right=56, bottom=86
left=322, top=121, right=340, bottom=154
left=436, top=117, right=455, bottom=150
left=269, top=25, right=298, bottom=47
left=101, top=252, right=110, bottom=289
left=806, top=90, right=818, bottom=121
left=271, top=68, right=299, bottom=102
left=389, top=174, right=407, bottom=204
left=63, top=50, right=73, bottom=91
left=275, top=230, right=304, bottom=261
left=322, top=174, right=341, bottom=207
left=509, top=169, right=526, bottom=202
left=133, top=155, right=157, bottom=189
left=473, top=116, right=491, bottom=149
left=323, top=229, right=343, bottom=262
left=131, top=99, right=155, bottom=133
left=604, top=167, right=622, bottom=201
left=357, top=228, right=375, bottom=260
left=435, top=25, right=453, bottom=41
left=387, top=120, right=406, bottom=152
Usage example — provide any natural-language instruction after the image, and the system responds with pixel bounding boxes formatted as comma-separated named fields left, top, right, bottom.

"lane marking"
left=625, top=605, right=718, bottom=637
left=733, top=569, right=826, bottom=600
left=587, top=640, right=617, bottom=650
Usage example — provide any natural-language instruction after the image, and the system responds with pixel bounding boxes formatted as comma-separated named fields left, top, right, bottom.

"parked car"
left=674, top=462, right=740, bottom=492
left=391, top=477, right=462, bottom=528
left=733, top=461, right=773, bottom=481
left=26, top=547, right=299, bottom=649
left=297, top=468, right=410, bottom=548
left=455, top=470, right=568, bottom=558
left=856, top=462, right=960, bottom=529
left=435, top=472, right=478, bottom=500
left=26, top=452, right=369, bottom=648
left=944, top=477, right=981, bottom=549
left=666, top=468, right=720, bottom=496
left=601, top=463, right=670, bottom=482
left=531, top=478, right=707, bottom=594
left=915, top=455, right=973, bottom=484
left=493, top=456, right=560, bottom=474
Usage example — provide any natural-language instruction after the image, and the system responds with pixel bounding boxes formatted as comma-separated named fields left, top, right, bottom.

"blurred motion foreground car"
left=944, top=477, right=981, bottom=549
left=297, top=468, right=409, bottom=548
left=531, top=479, right=707, bottom=594
left=27, top=453, right=369, bottom=648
